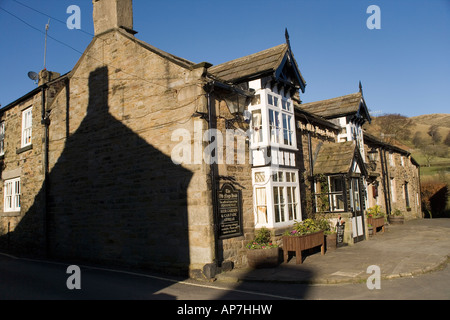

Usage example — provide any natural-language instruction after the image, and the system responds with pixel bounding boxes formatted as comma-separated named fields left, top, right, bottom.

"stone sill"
left=1, top=211, right=21, bottom=217
left=16, top=144, right=33, bottom=154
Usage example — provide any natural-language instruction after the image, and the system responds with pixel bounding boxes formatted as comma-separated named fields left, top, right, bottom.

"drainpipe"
left=381, top=148, right=391, bottom=215
left=205, top=83, right=221, bottom=271
left=40, top=84, right=50, bottom=257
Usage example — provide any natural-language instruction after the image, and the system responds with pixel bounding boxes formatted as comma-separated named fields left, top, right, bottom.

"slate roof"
left=208, top=43, right=306, bottom=91
left=313, top=141, right=357, bottom=175
left=299, top=92, right=365, bottom=119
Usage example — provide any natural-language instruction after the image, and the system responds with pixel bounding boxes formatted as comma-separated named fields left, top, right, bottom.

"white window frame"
left=252, top=167, right=301, bottom=229
left=389, top=152, right=395, bottom=167
left=267, top=91, right=295, bottom=148
left=21, top=107, right=33, bottom=147
left=249, top=88, right=296, bottom=151
left=390, top=178, right=396, bottom=203
left=4, top=177, right=21, bottom=212
left=0, top=121, right=5, bottom=156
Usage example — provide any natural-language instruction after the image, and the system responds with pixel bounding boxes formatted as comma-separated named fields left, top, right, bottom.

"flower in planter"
left=367, top=205, right=385, bottom=218
left=247, top=227, right=278, bottom=250
left=284, top=219, right=321, bottom=236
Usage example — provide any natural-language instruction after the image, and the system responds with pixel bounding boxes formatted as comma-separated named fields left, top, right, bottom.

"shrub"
left=421, top=181, right=449, bottom=218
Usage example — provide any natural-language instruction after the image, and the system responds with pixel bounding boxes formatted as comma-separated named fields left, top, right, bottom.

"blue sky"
left=0, top=0, right=449, bottom=117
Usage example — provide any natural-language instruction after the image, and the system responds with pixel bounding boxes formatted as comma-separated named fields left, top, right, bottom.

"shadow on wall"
left=1, top=66, right=194, bottom=276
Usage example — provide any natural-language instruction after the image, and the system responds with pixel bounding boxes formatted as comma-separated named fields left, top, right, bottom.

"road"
left=0, top=252, right=449, bottom=300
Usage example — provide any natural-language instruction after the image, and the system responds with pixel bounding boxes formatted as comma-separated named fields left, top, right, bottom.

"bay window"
left=249, top=89, right=296, bottom=149
left=253, top=168, right=301, bottom=228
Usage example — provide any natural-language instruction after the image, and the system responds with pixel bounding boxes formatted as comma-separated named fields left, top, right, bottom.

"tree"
left=444, top=131, right=450, bottom=147
left=427, top=125, right=442, bottom=144
left=367, top=114, right=412, bottom=144
left=412, top=131, right=425, bottom=148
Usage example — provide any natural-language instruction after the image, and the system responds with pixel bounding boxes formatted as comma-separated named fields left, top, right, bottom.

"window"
left=0, top=121, right=5, bottom=156
left=251, top=110, right=262, bottom=144
left=389, top=152, right=395, bottom=166
left=21, top=107, right=32, bottom=147
left=390, top=178, right=396, bottom=202
left=267, top=94, right=279, bottom=107
left=253, top=169, right=300, bottom=228
left=255, top=187, right=267, bottom=224
left=269, top=109, right=281, bottom=143
left=281, top=98, right=291, bottom=111
left=4, top=177, right=20, bottom=212
left=329, top=176, right=345, bottom=211
left=272, top=170, right=299, bottom=223
left=265, top=91, right=295, bottom=148
left=314, top=175, right=345, bottom=212
left=251, top=94, right=261, bottom=106
left=404, top=182, right=410, bottom=208
left=282, top=114, right=293, bottom=146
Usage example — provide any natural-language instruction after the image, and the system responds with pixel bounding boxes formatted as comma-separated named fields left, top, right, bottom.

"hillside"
left=364, top=113, right=450, bottom=182
left=410, top=114, right=450, bottom=129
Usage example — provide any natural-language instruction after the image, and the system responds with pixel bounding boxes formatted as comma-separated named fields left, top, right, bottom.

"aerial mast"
left=43, top=18, right=50, bottom=70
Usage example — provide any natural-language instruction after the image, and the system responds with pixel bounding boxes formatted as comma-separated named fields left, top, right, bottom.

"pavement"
left=216, top=218, right=450, bottom=285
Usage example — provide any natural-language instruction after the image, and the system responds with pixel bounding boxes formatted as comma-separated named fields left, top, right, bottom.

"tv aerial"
left=28, top=71, right=39, bottom=85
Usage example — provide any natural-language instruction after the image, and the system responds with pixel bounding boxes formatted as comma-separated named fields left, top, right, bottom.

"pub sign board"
left=217, top=183, right=243, bottom=239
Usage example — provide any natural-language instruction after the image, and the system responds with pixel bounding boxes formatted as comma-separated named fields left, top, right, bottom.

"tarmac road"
left=0, top=219, right=448, bottom=300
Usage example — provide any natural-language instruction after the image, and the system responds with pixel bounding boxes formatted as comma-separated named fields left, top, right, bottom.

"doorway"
left=350, top=177, right=365, bottom=242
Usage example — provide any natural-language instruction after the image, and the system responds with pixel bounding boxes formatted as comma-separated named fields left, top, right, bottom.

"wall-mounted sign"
left=217, top=183, right=243, bottom=239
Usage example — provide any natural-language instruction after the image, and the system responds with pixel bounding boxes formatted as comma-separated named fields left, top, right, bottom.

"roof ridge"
left=209, top=43, right=287, bottom=70
left=301, top=91, right=361, bottom=106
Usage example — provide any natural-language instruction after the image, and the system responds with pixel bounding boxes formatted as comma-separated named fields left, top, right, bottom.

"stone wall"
left=363, top=142, right=422, bottom=220
left=0, top=92, right=46, bottom=253
left=1, top=29, right=216, bottom=276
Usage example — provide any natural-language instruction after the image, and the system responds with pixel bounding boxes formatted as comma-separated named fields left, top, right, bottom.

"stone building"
left=0, top=0, right=421, bottom=278
left=363, top=132, right=422, bottom=220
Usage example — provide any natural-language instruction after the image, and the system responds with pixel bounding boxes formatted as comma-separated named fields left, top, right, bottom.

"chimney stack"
left=92, top=0, right=135, bottom=35
left=38, top=69, right=61, bottom=86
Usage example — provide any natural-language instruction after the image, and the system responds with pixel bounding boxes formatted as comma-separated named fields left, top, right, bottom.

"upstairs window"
left=269, top=109, right=281, bottom=143
left=389, top=152, right=395, bottom=167
left=21, top=107, right=32, bottom=147
left=4, top=177, right=20, bottom=212
left=267, top=92, right=295, bottom=147
left=0, top=121, right=5, bottom=156
left=251, top=110, right=262, bottom=144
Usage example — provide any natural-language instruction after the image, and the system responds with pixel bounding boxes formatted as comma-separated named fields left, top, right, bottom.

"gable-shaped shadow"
left=2, top=66, right=193, bottom=277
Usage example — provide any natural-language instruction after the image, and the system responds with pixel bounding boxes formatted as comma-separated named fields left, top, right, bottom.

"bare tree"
left=444, top=131, right=450, bottom=147
left=427, top=125, right=442, bottom=144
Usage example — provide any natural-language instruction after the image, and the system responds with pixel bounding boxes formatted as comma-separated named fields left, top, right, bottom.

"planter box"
left=388, top=215, right=404, bottom=224
left=325, top=233, right=337, bottom=251
left=367, top=217, right=385, bottom=234
left=247, top=247, right=280, bottom=268
left=282, top=231, right=325, bottom=264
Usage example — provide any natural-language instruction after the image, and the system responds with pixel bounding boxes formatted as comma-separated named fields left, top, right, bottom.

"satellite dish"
left=28, top=71, right=39, bottom=81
